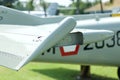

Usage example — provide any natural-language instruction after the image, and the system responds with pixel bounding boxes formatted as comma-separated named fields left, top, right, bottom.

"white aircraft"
left=1, top=6, right=120, bottom=79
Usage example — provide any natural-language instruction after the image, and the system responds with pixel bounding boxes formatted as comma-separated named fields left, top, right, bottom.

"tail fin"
left=0, top=6, right=44, bottom=25
left=46, top=3, right=58, bottom=15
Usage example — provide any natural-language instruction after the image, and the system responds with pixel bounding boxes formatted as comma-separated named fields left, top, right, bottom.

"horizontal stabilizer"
left=0, top=17, right=76, bottom=70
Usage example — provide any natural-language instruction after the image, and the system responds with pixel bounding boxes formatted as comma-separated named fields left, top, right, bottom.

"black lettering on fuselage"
left=84, top=30, right=120, bottom=50
left=41, top=47, right=56, bottom=55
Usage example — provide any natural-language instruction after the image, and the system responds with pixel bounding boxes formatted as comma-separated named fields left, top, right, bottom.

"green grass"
left=0, top=62, right=118, bottom=80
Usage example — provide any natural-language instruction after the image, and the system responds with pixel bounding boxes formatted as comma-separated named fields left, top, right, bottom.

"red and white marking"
left=59, top=45, right=80, bottom=56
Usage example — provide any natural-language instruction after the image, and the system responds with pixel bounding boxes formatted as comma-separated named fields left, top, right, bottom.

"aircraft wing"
left=0, top=17, right=76, bottom=70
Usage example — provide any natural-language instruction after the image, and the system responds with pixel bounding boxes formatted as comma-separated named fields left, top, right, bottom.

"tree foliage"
left=0, top=0, right=35, bottom=11
left=110, top=0, right=113, bottom=3
left=61, top=0, right=92, bottom=15
left=26, top=0, right=34, bottom=11
left=0, top=0, right=17, bottom=8
left=13, top=1, right=25, bottom=10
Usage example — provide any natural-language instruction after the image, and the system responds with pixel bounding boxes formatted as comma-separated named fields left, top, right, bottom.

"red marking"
left=59, top=45, right=80, bottom=56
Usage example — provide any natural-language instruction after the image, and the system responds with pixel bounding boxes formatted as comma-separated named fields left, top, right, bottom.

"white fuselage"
left=35, top=17, right=120, bottom=67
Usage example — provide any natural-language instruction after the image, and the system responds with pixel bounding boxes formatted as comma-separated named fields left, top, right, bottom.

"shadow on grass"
left=32, top=68, right=117, bottom=80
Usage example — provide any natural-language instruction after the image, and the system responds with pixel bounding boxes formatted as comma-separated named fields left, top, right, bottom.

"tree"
left=75, top=0, right=80, bottom=14
left=100, top=0, right=103, bottom=13
left=69, top=0, right=91, bottom=14
left=110, top=0, right=113, bottom=3
left=40, top=0, right=48, bottom=16
left=14, top=1, right=25, bottom=10
left=0, top=0, right=17, bottom=8
left=26, top=0, right=34, bottom=11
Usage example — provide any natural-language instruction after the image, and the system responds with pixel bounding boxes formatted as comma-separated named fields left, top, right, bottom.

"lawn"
left=0, top=62, right=118, bottom=80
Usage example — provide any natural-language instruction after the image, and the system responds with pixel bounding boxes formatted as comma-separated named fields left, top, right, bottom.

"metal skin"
left=35, top=17, right=120, bottom=67
left=0, top=17, right=113, bottom=70
left=0, top=17, right=76, bottom=70
left=15, top=17, right=76, bottom=70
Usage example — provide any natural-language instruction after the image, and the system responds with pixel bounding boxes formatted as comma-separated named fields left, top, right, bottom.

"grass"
left=0, top=62, right=118, bottom=80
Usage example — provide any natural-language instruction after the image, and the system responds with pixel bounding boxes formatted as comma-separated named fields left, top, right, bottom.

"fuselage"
left=35, top=17, right=120, bottom=67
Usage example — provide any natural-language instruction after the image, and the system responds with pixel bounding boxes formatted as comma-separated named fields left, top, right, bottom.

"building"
left=85, top=0, right=120, bottom=13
